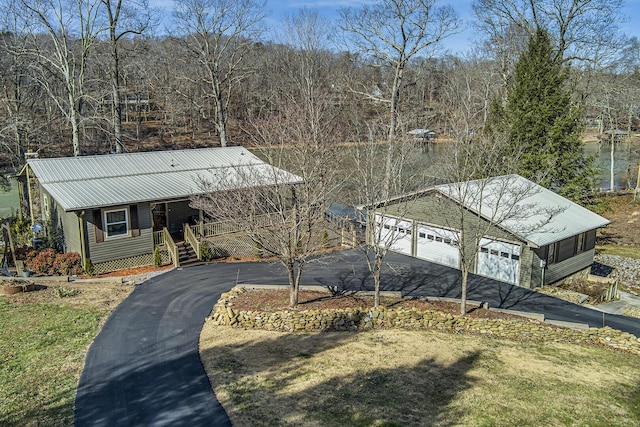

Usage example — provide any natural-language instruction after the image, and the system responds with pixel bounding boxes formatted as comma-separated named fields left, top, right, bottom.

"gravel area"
left=594, top=254, right=640, bottom=295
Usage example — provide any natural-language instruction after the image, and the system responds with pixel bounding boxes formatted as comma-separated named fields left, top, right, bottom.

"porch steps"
left=176, top=241, right=201, bottom=267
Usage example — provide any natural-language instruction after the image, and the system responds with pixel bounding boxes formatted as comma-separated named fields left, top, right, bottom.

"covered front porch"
left=152, top=204, right=358, bottom=268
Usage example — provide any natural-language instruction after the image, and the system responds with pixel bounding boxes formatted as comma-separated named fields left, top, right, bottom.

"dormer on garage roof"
left=25, top=146, right=303, bottom=211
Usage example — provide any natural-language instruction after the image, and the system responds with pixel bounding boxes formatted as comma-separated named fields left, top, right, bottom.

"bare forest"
left=0, top=0, right=638, bottom=187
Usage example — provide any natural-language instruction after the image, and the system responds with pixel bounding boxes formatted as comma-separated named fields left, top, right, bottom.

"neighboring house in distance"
left=370, top=175, right=610, bottom=289
left=19, top=147, right=302, bottom=274
left=407, top=128, right=437, bottom=143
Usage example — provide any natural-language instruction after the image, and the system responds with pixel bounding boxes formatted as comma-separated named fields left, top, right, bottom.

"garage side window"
left=576, top=233, right=585, bottom=254
left=104, top=208, right=129, bottom=238
left=546, top=242, right=556, bottom=265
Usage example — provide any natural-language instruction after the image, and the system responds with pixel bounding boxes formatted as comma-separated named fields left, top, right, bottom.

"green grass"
left=201, top=327, right=640, bottom=427
left=0, top=179, right=20, bottom=218
left=0, top=299, right=103, bottom=426
left=596, top=245, right=640, bottom=259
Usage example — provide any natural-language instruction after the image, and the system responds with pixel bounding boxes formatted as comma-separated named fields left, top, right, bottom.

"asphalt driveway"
left=75, top=249, right=640, bottom=426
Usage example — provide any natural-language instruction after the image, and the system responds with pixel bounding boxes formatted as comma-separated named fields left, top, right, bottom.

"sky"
left=151, top=0, right=640, bottom=55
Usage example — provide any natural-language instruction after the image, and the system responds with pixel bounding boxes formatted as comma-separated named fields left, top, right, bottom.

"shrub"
left=26, top=248, right=56, bottom=275
left=53, top=252, right=83, bottom=276
left=84, top=258, right=94, bottom=276
left=201, top=244, right=213, bottom=262
left=253, top=242, right=264, bottom=259
left=55, top=287, right=80, bottom=298
left=154, top=246, right=162, bottom=267
left=322, top=230, right=330, bottom=248
left=25, top=249, right=83, bottom=276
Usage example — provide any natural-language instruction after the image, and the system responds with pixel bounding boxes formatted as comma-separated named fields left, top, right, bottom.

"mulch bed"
left=229, top=289, right=527, bottom=320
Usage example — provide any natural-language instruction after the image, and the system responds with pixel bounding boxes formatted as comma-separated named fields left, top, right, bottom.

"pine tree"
left=496, top=28, right=596, bottom=202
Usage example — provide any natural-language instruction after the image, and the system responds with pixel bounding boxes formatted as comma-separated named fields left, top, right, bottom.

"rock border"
left=209, top=286, right=640, bottom=355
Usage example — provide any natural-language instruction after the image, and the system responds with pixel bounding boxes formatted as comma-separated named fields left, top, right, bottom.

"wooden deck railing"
left=195, top=212, right=285, bottom=238
left=162, top=227, right=179, bottom=268
left=153, top=230, right=164, bottom=246
left=183, top=223, right=201, bottom=261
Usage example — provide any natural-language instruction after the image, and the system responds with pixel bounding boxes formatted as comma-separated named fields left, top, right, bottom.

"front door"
left=152, top=203, right=167, bottom=232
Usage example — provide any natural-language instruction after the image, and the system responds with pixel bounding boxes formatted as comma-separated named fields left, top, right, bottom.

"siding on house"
left=59, top=208, right=82, bottom=254
left=544, top=249, right=595, bottom=284
left=167, top=200, right=199, bottom=234
left=86, top=203, right=154, bottom=263
left=518, top=246, right=535, bottom=288
left=382, top=193, right=528, bottom=282
left=381, top=191, right=600, bottom=289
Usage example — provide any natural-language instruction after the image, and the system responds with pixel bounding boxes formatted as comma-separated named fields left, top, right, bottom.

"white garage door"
left=477, top=238, right=520, bottom=285
left=415, top=224, right=460, bottom=268
left=374, top=214, right=413, bottom=255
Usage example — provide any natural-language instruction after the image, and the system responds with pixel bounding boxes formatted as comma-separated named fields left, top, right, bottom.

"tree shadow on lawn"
left=1, top=383, right=76, bottom=427
left=201, top=329, right=481, bottom=427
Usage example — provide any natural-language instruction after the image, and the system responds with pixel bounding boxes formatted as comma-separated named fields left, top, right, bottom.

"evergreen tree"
left=495, top=28, right=596, bottom=202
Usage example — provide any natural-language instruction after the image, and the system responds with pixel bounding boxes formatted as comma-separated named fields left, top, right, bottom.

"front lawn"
left=201, top=325, right=640, bottom=426
left=0, top=283, right=133, bottom=426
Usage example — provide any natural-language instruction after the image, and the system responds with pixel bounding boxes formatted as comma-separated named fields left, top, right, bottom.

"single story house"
left=370, top=174, right=610, bottom=288
left=19, top=146, right=302, bottom=274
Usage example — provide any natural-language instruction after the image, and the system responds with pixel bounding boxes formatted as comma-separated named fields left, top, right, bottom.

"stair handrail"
left=183, top=223, right=201, bottom=261
left=162, top=227, right=179, bottom=268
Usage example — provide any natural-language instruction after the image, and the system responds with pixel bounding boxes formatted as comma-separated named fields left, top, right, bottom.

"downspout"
left=78, top=211, right=87, bottom=267
left=26, top=165, right=34, bottom=225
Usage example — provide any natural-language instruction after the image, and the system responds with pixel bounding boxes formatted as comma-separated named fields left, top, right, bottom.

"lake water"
left=584, top=141, right=640, bottom=191
left=0, top=178, right=20, bottom=218
left=422, top=141, right=640, bottom=192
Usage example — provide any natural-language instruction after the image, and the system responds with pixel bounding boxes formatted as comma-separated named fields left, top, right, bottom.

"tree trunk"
left=373, top=256, right=382, bottom=308
left=71, top=108, right=81, bottom=157
left=111, top=37, right=123, bottom=154
left=214, top=81, right=228, bottom=147
left=460, top=268, right=468, bottom=316
left=287, top=259, right=305, bottom=308
left=610, top=135, right=615, bottom=192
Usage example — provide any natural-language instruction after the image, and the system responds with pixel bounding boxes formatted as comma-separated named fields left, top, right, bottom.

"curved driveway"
left=75, top=250, right=640, bottom=426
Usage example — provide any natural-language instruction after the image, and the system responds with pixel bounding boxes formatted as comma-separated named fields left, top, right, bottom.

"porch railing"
left=183, top=223, right=201, bottom=261
left=153, top=230, right=165, bottom=246
left=192, top=212, right=285, bottom=238
left=162, top=227, right=179, bottom=268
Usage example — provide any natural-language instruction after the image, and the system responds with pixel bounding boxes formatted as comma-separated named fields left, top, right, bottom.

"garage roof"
left=435, top=174, right=610, bottom=247
left=27, top=147, right=303, bottom=211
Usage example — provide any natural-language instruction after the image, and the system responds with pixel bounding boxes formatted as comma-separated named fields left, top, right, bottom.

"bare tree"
left=100, top=0, right=153, bottom=153
left=351, top=121, right=428, bottom=308
left=431, top=135, right=563, bottom=314
left=340, top=0, right=461, bottom=143
left=193, top=101, right=342, bottom=307
left=193, top=10, right=344, bottom=307
left=474, top=0, right=626, bottom=66
left=172, top=0, right=265, bottom=147
left=0, top=17, right=40, bottom=169
left=18, top=0, right=104, bottom=156
left=340, top=0, right=460, bottom=230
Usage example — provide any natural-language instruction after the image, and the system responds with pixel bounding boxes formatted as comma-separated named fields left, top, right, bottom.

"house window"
left=576, top=233, right=585, bottom=254
left=43, top=194, right=50, bottom=220
left=547, top=242, right=556, bottom=265
left=104, top=208, right=129, bottom=238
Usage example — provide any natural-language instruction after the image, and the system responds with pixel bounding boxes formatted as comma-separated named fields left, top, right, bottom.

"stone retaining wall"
left=210, top=286, right=640, bottom=355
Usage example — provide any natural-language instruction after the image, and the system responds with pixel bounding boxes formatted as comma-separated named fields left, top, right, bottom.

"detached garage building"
left=370, top=175, right=610, bottom=289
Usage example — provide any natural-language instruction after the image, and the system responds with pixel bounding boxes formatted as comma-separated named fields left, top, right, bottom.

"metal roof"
left=27, top=147, right=303, bottom=211
left=435, top=174, right=610, bottom=247
left=408, top=129, right=436, bottom=135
